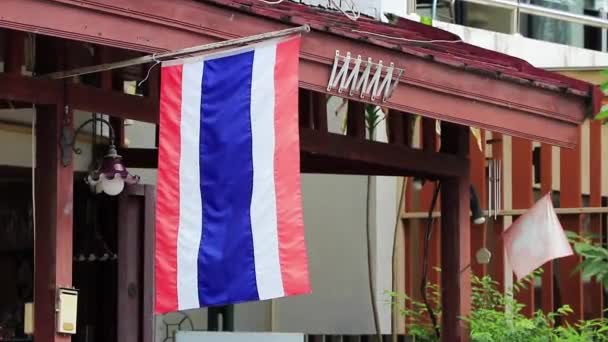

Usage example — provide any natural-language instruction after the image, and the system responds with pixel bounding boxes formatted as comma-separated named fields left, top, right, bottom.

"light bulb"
left=95, top=182, right=104, bottom=194
left=102, top=176, right=125, bottom=196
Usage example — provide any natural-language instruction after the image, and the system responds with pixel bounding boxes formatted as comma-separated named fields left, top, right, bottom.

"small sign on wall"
left=176, top=332, right=304, bottom=342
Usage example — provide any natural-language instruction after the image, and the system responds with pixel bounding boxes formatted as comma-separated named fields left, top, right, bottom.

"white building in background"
left=1, top=0, right=608, bottom=340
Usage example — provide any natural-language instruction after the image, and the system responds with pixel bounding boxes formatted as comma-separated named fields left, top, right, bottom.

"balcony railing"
left=460, top=0, right=608, bottom=30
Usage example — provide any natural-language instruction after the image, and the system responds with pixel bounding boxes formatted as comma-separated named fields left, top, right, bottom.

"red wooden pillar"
left=470, top=130, right=487, bottom=277
left=35, top=102, right=74, bottom=342
left=511, top=137, right=534, bottom=316
left=403, top=180, right=415, bottom=327
left=419, top=118, right=440, bottom=288
left=587, top=121, right=604, bottom=318
left=5, top=30, right=24, bottom=74
left=539, top=143, right=555, bottom=314
left=440, top=123, right=470, bottom=342
left=34, top=36, right=73, bottom=342
left=559, top=127, right=584, bottom=322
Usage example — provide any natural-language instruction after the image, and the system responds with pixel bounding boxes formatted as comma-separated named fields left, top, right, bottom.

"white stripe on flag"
left=250, top=44, right=285, bottom=299
left=177, top=60, right=204, bottom=309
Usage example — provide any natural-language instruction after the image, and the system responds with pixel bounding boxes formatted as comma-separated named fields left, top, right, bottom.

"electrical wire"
left=258, top=0, right=360, bottom=21
left=421, top=181, right=441, bottom=340
left=351, top=29, right=463, bottom=44
left=391, top=177, right=407, bottom=342
left=329, top=0, right=360, bottom=21
left=365, top=175, right=383, bottom=342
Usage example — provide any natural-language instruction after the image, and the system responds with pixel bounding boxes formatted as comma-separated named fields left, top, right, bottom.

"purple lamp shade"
left=85, top=145, right=139, bottom=196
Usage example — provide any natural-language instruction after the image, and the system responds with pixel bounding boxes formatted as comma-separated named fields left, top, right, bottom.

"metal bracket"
left=327, top=50, right=403, bottom=102
left=59, top=117, right=116, bottom=167
left=60, top=126, right=75, bottom=167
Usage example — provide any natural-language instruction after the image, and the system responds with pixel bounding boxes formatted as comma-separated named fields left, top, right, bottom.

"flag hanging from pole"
left=154, top=36, right=311, bottom=314
left=502, top=193, right=573, bottom=280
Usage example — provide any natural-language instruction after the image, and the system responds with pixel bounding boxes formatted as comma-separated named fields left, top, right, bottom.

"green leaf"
left=582, top=261, right=605, bottom=279
left=595, top=110, right=608, bottom=121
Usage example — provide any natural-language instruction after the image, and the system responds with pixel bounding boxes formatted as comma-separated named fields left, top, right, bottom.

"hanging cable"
left=351, top=29, right=463, bottom=43
left=365, top=174, right=383, bottom=342
left=329, top=0, right=360, bottom=21
left=391, top=177, right=407, bottom=342
left=421, top=181, right=441, bottom=340
left=258, top=0, right=359, bottom=21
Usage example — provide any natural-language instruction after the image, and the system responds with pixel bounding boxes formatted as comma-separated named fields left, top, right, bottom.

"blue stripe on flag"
left=198, top=51, right=259, bottom=306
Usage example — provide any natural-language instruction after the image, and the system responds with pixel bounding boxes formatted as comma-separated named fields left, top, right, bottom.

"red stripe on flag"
left=155, top=65, right=183, bottom=313
left=274, top=37, right=311, bottom=296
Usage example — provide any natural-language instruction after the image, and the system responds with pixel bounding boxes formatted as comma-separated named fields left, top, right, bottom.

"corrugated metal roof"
left=203, top=0, right=602, bottom=108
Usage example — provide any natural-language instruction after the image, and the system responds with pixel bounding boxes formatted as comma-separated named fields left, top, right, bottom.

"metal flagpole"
left=42, top=25, right=310, bottom=80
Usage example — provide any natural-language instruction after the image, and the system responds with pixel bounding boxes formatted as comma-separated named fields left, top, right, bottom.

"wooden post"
left=346, top=100, right=366, bottom=139
left=34, top=35, right=73, bottom=342
left=587, top=120, right=604, bottom=318
left=559, top=127, right=583, bottom=322
left=440, top=123, right=470, bottom=342
left=539, top=143, right=555, bottom=314
left=117, top=188, right=143, bottom=342
left=511, top=137, right=534, bottom=316
left=143, top=185, right=157, bottom=342
left=35, top=102, right=74, bottom=342
left=5, top=30, right=24, bottom=74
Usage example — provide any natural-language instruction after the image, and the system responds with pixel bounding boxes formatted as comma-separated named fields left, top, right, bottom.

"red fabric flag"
left=502, top=193, right=573, bottom=280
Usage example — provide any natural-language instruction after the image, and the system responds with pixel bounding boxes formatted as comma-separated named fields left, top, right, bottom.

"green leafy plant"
left=566, top=231, right=608, bottom=291
left=388, top=269, right=608, bottom=341
left=595, top=69, right=608, bottom=122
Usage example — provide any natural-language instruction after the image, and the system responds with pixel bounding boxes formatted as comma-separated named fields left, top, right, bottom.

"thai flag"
left=154, top=37, right=310, bottom=313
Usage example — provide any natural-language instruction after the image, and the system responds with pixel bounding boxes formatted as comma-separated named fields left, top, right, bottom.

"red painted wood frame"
left=33, top=36, right=74, bottom=342
left=511, top=137, right=535, bottom=316
left=0, top=0, right=591, bottom=148
left=587, top=121, right=604, bottom=319
left=440, top=123, right=471, bottom=342
left=559, top=127, right=584, bottom=323
left=539, top=143, right=555, bottom=314
left=117, top=185, right=156, bottom=342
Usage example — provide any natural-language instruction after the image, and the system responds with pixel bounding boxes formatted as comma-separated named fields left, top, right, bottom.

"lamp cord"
left=421, top=181, right=441, bottom=340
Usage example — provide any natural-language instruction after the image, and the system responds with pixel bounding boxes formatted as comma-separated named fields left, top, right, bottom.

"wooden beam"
left=0, top=73, right=158, bottom=121
left=66, top=82, right=158, bottom=122
left=439, top=123, right=471, bottom=342
left=0, top=0, right=588, bottom=147
left=0, top=72, right=60, bottom=104
left=118, top=129, right=469, bottom=178
left=35, top=103, right=73, bottom=342
left=403, top=206, right=608, bottom=219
